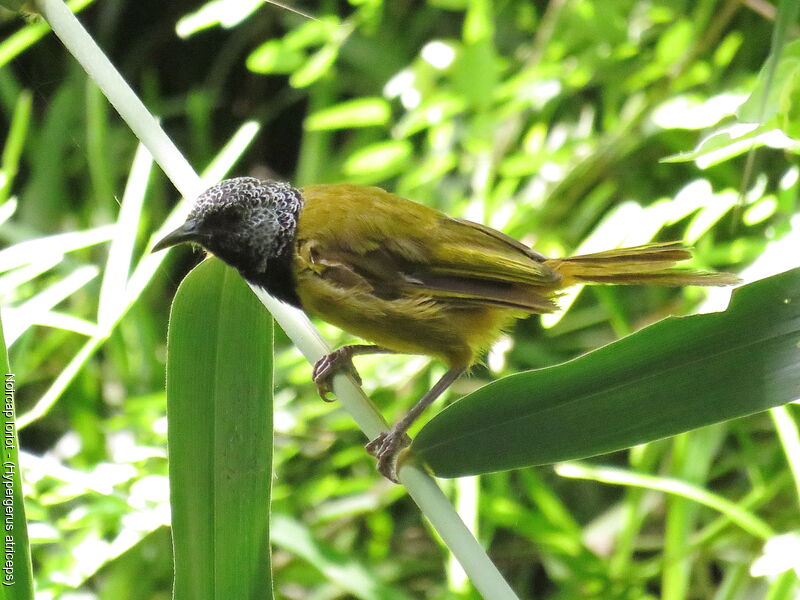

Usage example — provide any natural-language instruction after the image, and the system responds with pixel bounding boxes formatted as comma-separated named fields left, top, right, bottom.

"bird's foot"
left=312, top=348, right=363, bottom=401
left=365, top=430, right=411, bottom=483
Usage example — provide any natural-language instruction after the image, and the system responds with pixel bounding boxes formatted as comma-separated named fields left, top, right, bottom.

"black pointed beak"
left=151, top=219, right=201, bottom=253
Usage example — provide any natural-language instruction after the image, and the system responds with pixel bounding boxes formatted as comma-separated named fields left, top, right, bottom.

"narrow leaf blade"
left=0, top=312, right=35, bottom=600
left=412, top=269, right=800, bottom=478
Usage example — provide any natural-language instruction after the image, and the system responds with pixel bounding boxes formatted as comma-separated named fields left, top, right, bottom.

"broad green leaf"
left=412, top=268, right=800, bottom=478
left=0, top=314, right=34, bottom=600
left=304, top=97, right=390, bottom=131
left=167, top=258, right=274, bottom=600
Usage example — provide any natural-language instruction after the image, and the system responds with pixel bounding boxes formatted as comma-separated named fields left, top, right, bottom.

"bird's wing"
left=421, top=216, right=558, bottom=286
left=297, top=185, right=560, bottom=312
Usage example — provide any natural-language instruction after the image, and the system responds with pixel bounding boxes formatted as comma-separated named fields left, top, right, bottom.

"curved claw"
left=312, top=349, right=363, bottom=402
left=365, top=431, right=411, bottom=483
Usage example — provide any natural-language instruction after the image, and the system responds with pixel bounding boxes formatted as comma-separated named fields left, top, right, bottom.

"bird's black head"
left=153, top=177, right=304, bottom=306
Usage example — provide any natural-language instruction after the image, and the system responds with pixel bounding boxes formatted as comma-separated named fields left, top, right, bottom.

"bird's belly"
left=296, top=275, right=518, bottom=368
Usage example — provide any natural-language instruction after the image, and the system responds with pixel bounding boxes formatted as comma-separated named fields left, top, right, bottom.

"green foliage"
left=2, top=0, right=799, bottom=598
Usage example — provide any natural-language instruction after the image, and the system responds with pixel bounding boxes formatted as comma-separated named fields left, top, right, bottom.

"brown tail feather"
left=545, top=242, right=740, bottom=287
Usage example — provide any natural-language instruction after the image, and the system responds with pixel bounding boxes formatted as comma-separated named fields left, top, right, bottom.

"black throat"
left=242, top=241, right=302, bottom=308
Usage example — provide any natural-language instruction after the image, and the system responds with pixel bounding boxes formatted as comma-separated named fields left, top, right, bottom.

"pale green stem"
left=32, top=1, right=520, bottom=597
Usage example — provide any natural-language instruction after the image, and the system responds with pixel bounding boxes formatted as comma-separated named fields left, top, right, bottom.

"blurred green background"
left=1, top=0, right=798, bottom=598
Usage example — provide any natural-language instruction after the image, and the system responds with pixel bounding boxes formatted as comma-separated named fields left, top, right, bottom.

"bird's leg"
left=313, top=345, right=394, bottom=401
left=366, top=367, right=465, bottom=482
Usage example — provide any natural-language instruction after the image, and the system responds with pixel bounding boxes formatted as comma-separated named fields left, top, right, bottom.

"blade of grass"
left=0, top=89, right=31, bottom=204
left=608, top=443, right=663, bottom=578
left=33, top=311, right=97, bottom=336
left=711, top=564, right=748, bottom=600
left=555, top=463, right=774, bottom=540
left=97, top=143, right=151, bottom=329
left=693, top=471, right=788, bottom=549
left=662, top=427, right=726, bottom=600
left=0, top=198, right=15, bottom=227
left=0, top=311, right=34, bottom=600
left=85, top=81, right=115, bottom=215
left=0, top=225, right=114, bottom=273
left=4, top=265, right=98, bottom=345
left=0, top=257, right=62, bottom=299
left=447, top=476, right=480, bottom=595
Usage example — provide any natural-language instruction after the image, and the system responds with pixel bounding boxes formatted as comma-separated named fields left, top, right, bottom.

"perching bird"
left=153, top=178, right=739, bottom=481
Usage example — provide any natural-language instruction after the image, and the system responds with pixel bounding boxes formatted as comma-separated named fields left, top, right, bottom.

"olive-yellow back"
left=293, top=184, right=736, bottom=368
